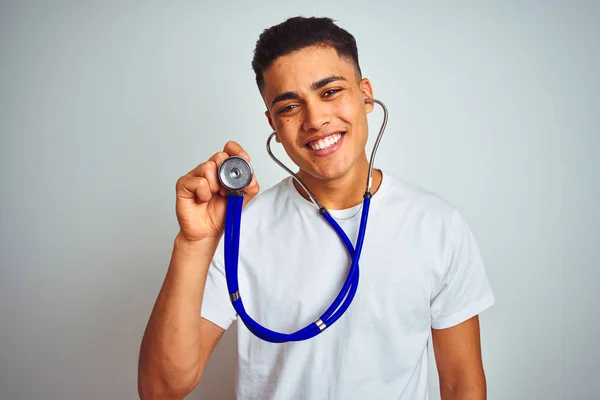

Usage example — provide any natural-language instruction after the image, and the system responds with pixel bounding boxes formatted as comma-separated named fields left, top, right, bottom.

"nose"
left=301, top=99, right=330, bottom=132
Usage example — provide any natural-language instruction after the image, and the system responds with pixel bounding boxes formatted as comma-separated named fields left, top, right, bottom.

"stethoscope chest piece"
left=218, top=156, right=253, bottom=192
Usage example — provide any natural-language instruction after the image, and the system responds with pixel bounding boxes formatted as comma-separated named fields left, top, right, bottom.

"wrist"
left=168, top=232, right=221, bottom=281
left=174, top=231, right=220, bottom=253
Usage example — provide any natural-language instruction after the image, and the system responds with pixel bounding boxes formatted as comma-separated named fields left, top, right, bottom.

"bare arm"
left=138, top=142, right=258, bottom=399
left=138, top=234, right=225, bottom=399
left=432, top=316, right=487, bottom=400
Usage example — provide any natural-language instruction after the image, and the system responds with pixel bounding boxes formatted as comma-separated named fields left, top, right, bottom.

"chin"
left=300, top=162, right=352, bottom=181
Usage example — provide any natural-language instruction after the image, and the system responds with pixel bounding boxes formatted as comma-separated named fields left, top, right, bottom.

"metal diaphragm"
left=218, top=156, right=253, bottom=192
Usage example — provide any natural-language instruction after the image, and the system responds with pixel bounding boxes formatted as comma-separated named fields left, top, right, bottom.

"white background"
left=1, top=1, right=597, bottom=399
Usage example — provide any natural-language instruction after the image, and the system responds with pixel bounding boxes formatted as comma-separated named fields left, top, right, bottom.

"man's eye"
left=278, top=104, right=297, bottom=114
left=323, top=88, right=341, bottom=97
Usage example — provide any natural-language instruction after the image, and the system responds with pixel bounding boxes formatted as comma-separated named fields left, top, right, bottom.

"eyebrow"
left=270, top=75, right=347, bottom=107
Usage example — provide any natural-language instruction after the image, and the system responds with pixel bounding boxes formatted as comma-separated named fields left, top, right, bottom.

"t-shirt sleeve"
left=200, top=238, right=237, bottom=330
left=430, top=210, right=495, bottom=329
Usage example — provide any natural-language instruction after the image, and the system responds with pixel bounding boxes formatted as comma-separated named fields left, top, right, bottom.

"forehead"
left=262, top=46, right=356, bottom=97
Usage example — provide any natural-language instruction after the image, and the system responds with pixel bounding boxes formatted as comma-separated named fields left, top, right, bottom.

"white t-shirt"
left=201, top=171, right=495, bottom=399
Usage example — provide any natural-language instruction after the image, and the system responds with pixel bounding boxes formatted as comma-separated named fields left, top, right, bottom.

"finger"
left=194, top=177, right=213, bottom=203
left=223, top=140, right=251, bottom=162
left=177, top=175, right=212, bottom=202
left=244, top=172, right=260, bottom=198
left=188, top=160, right=220, bottom=195
left=242, top=175, right=260, bottom=208
left=209, top=151, right=230, bottom=170
left=200, top=160, right=220, bottom=195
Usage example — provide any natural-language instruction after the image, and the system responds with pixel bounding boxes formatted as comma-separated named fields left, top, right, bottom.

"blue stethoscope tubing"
left=224, top=98, right=388, bottom=343
left=225, top=194, right=369, bottom=342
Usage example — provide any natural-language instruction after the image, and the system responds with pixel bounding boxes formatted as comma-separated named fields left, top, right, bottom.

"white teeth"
left=308, top=133, right=342, bottom=151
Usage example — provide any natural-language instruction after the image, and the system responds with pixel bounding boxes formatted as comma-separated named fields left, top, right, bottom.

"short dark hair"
left=251, top=16, right=362, bottom=92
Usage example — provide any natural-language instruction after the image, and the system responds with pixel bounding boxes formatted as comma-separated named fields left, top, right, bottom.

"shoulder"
left=379, top=171, right=486, bottom=264
left=374, top=171, right=469, bottom=255
left=379, top=171, right=458, bottom=220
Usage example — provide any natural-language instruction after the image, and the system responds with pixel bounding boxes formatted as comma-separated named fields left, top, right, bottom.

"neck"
left=293, top=156, right=383, bottom=210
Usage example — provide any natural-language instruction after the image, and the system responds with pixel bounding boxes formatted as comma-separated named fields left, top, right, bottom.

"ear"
left=359, top=78, right=375, bottom=114
left=264, top=110, right=281, bottom=143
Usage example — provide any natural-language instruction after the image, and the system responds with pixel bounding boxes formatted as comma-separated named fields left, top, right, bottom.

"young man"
left=138, top=16, right=495, bottom=400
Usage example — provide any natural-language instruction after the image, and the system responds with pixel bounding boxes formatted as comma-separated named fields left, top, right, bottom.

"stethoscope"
left=217, top=98, right=388, bottom=343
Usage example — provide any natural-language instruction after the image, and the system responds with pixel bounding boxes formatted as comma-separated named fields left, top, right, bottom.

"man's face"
left=262, top=45, right=374, bottom=181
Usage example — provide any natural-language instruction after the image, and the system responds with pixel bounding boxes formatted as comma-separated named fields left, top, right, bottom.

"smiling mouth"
left=305, top=132, right=344, bottom=151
